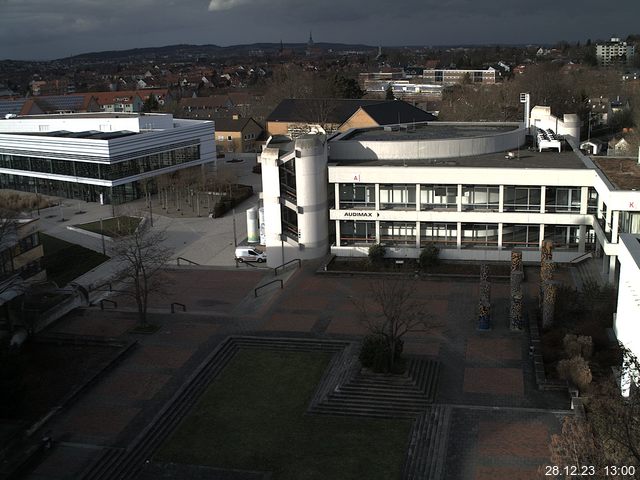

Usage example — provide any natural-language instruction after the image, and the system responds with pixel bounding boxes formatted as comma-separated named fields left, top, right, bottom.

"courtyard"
left=17, top=260, right=571, bottom=480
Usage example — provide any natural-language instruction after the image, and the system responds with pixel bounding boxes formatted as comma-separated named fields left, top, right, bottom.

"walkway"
left=24, top=261, right=568, bottom=480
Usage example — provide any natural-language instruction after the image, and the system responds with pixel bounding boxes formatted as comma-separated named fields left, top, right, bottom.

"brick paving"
left=24, top=262, right=574, bottom=480
left=463, top=367, right=525, bottom=396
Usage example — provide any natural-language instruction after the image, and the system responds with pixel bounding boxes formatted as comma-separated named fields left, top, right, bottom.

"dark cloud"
left=0, top=0, right=638, bottom=60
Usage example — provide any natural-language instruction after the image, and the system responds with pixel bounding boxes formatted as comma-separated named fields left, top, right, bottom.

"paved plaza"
left=20, top=165, right=570, bottom=480
left=23, top=257, right=570, bottom=480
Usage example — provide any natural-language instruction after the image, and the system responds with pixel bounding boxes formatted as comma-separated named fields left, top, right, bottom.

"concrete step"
left=402, top=405, right=451, bottom=480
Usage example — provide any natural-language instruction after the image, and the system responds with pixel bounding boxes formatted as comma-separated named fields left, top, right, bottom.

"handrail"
left=171, top=302, right=186, bottom=313
left=92, top=281, right=112, bottom=292
left=274, top=258, right=301, bottom=276
left=254, top=279, right=283, bottom=297
left=570, top=252, right=593, bottom=264
left=176, top=256, right=200, bottom=266
left=99, top=299, right=117, bottom=310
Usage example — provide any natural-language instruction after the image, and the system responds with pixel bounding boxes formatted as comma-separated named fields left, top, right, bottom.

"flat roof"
left=340, top=123, right=519, bottom=142
left=13, top=130, right=138, bottom=140
left=11, top=112, right=154, bottom=120
left=593, top=158, right=640, bottom=190
left=331, top=148, right=589, bottom=170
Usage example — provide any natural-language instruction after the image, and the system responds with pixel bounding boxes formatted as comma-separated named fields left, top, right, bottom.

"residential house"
left=266, top=99, right=435, bottom=138
left=215, top=116, right=264, bottom=153
left=179, top=95, right=234, bottom=119
left=92, top=91, right=144, bottom=113
left=16, top=95, right=100, bottom=114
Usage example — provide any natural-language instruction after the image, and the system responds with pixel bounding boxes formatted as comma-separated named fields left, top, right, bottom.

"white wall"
left=614, top=234, right=640, bottom=358
left=330, top=123, right=525, bottom=160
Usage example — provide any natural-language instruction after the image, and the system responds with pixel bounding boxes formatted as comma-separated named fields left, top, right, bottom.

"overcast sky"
left=1, top=0, right=639, bottom=61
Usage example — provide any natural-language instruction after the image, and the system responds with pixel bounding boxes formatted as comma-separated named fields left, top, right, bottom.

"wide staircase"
left=80, top=336, right=448, bottom=480
left=571, top=257, right=607, bottom=290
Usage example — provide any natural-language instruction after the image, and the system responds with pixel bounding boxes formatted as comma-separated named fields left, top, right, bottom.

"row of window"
left=338, top=183, right=596, bottom=213
left=339, top=220, right=592, bottom=249
left=0, top=144, right=200, bottom=181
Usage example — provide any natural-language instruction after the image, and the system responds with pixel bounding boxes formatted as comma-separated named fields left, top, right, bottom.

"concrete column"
left=416, top=184, right=420, bottom=212
left=609, top=255, right=617, bottom=284
left=375, top=220, right=380, bottom=244
left=498, top=185, right=504, bottom=213
left=457, top=221, right=462, bottom=249
left=375, top=184, right=380, bottom=211
left=605, top=208, right=612, bottom=233
left=602, top=254, right=609, bottom=275
left=457, top=184, right=463, bottom=212
left=578, top=225, right=586, bottom=253
left=498, top=223, right=503, bottom=249
left=597, top=198, right=604, bottom=220
left=540, top=186, right=546, bottom=213
left=416, top=221, right=421, bottom=249
left=580, top=186, right=589, bottom=215
left=539, top=224, right=545, bottom=249
left=612, top=211, right=620, bottom=243
left=335, top=220, right=341, bottom=246
left=334, top=183, right=340, bottom=210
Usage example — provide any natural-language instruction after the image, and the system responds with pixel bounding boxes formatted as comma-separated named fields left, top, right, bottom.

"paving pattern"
left=24, top=262, right=572, bottom=480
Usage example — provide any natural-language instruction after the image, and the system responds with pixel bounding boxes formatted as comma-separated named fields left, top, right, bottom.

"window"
left=462, top=185, right=499, bottom=211
left=379, top=184, right=416, bottom=210
left=420, top=184, right=457, bottom=210
left=504, top=186, right=541, bottom=212
left=340, top=221, right=376, bottom=245
left=281, top=206, right=298, bottom=240
left=339, top=183, right=375, bottom=209
left=502, top=224, right=540, bottom=248
left=420, top=223, right=457, bottom=247
left=461, top=223, right=499, bottom=247
left=545, top=187, right=581, bottom=213
left=227, top=136, right=232, bottom=141
left=620, top=212, right=640, bottom=234
left=545, top=225, right=580, bottom=248
left=380, top=222, right=416, bottom=246
left=279, top=160, right=296, bottom=201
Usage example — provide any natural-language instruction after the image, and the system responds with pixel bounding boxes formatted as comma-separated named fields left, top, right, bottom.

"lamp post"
left=100, top=218, right=106, bottom=256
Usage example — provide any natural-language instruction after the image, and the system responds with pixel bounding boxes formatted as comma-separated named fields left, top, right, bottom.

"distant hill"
left=62, top=42, right=377, bottom=62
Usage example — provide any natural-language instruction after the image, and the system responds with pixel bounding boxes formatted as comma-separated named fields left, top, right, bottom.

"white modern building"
left=258, top=106, right=640, bottom=288
left=596, top=37, right=636, bottom=66
left=0, top=113, right=215, bottom=204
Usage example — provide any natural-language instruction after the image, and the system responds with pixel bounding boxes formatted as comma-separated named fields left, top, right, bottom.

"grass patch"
left=40, top=233, right=109, bottom=286
left=129, top=323, right=160, bottom=335
left=157, top=349, right=411, bottom=480
left=75, top=216, right=141, bottom=237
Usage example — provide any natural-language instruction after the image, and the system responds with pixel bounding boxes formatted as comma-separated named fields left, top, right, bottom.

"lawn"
left=0, top=342, right=118, bottom=422
left=75, top=215, right=141, bottom=237
left=157, top=349, right=412, bottom=480
left=40, top=233, right=109, bottom=286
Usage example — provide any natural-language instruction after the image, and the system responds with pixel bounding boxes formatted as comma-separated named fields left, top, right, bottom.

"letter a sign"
left=352, top=173, right=361, bottom=182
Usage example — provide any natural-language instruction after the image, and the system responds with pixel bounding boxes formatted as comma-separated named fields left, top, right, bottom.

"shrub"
left=419, top=243, right=440, bottom=270
left=367, top=244, right=386, bottom=265
left=359, top=334, right=404, bottom=374
left=563, top=334, right=582, bottom=358
left=577, top=335, right=593, bottom=359
left=562, top=333, right=593, bottom=360
left=557, top=356, right=592, bottom=391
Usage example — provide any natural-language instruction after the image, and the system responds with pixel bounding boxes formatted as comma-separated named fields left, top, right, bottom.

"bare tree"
left=547, top=346, right=640, bottom=474
left=547, top=416, right=605, bottom=478
left=113, top=220, right=173, bottom=326
left=588, top=348, right=640, bottom=466
left=354, top=277, right=439, bottom=373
